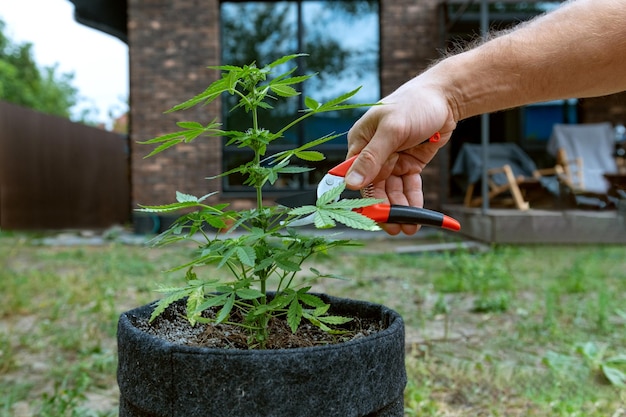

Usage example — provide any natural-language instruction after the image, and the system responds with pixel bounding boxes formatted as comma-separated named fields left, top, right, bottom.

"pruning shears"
left=277, top=135, right=461, bottom=231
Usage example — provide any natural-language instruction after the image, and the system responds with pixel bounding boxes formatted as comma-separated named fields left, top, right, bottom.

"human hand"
left=345, top=77, right=457, bottom=235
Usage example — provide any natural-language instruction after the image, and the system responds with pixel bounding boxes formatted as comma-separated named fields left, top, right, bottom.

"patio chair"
left=548, top=123, right=617, bottom=208
left=451, top=143, right=561, bottom=210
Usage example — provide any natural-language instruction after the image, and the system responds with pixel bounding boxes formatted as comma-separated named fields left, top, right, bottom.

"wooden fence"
left=0, top=101, right=130, bottom=230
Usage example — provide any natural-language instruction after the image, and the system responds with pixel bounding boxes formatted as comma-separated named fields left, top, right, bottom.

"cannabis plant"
left=138, top=54, right=381, bottom=348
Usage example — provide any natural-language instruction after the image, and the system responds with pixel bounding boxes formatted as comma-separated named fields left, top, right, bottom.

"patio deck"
left=442, top=204, right=626, bottom=244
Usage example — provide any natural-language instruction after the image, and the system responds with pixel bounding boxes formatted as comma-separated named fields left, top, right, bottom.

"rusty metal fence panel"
left=0, top=101, right=130, bottom=230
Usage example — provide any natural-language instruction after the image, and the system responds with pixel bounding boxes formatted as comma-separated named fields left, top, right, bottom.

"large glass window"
left=220, top=0, right=380, bottom=193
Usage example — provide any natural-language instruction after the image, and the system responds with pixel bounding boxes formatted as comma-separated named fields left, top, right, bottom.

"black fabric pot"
left=117, top=294, right=406, bottom=417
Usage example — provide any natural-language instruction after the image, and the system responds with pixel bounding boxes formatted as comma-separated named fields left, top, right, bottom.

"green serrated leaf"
left=314, top=211, right=336, bottom=229
left=176, top=191, right=198, bottom=203
left=305, top=96, right=320, bottom=110
left=143, top=139, right=181, bottom=158
left=186, top=286, right=206, bottom=326
left=268, top=293, right=293, bottom=310
left=317, top=315, right=353, bottom=325
left=217, top=246, right=237, bottom=269
left=167, top=79, right=230, bottom=112
left=275, top=258, right=301, bottom=272
left=253, top=257, right=275, bottom=273
left=325, top=209, right=381, bottom=231
left=312, top=304, right=330, bottom=316
left=196, top=293, right=230, bottom=311
left=287, top=300, right=303, bottom=333
left=276, top=166, right=314, bottom=174
left=176, top=121, right=204, bottom=129
left=136, top=201, right=199, bottom=213
left=270, top=84, right=299, bottom=98
left=235, top=288, right=264, bottom=300
left=138, top=131, right=186, bottom=145
left=149, top=290, right=190, bottom=322
left=326, top=198, right=383, bottom=210
left=235, top=246, right=256, bottom=267
left=266, top=53, right=307, bottom=69
left=302, top=313, right=331, bottom=332
left=297, top=293, right=326, bottom=308
left=317, top=183, right=345, bottom=206
left=215, top=294, right=235, bottom=324
left=153, top=285, right=188, bottom=293
left=295, top=150, right=325, bottom=162
left=272, top=74, right=312, bottom=86
left=288, top=206, right=316, bottom=216
left=317, top=87, right=362, bottom=110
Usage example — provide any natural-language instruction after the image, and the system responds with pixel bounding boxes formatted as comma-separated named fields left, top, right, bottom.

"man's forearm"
left=431, top=0, right=626, bottom=122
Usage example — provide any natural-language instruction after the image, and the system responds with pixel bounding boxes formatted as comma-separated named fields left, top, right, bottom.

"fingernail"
left=345, top=171, right=364, bottom=188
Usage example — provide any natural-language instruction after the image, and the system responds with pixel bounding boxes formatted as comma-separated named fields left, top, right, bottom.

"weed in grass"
left=0, top=382, right=32, bottom=417
left=576, top=342, right=626, bottom=387
left=0, top=332, right=16, bottom=375
left=435, top=247, right=513, bottom=293
left=0, top=269, right=32, bottom=317
left=404, top=353, right=439, bottom=417
left=541, top=287, right=561, bottom=337
left=560, top=258, right=590, bottom=294
left=435, top=247, right=514, bottom=314
left=432, top=294, right=450, bottom=316
left=471, top=291, right=510, bottom=313
left=36, top=370, right=96, bottom=417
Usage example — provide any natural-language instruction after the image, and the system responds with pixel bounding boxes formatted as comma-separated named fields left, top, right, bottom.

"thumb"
left=344, top=149, right=395, bottom=189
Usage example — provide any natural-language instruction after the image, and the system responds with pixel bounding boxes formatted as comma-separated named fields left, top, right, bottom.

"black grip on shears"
left=388, top=205, right=461, bottom=231
left=388, top=205, right=445, bottom=226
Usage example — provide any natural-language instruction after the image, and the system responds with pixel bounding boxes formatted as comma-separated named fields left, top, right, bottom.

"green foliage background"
left=0, top=19, right=78, bottom=118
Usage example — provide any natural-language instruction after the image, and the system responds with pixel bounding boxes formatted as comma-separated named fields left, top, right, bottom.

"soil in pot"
left=131, top=299, right=383, bottom=349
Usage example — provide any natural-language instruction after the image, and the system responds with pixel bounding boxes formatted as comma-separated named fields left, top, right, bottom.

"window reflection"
left=221, top=0, right=380, bottom=192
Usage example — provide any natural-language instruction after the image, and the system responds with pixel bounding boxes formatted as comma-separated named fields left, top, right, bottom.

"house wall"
left=128, top=0, right=222, bottom=209
left=127, top=0, right=623, bottom=212
left=381, top=0, right=448, bottom=206
left=580, top=92, right=626, bottom=126
left=127, top=0, right=448, bottom=211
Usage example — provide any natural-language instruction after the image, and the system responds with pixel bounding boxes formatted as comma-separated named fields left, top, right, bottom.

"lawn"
left=0, top=230, right=624, bottom=416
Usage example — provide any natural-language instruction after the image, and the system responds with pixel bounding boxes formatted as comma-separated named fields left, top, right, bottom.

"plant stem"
left=250, top=96, right=264, bottom=214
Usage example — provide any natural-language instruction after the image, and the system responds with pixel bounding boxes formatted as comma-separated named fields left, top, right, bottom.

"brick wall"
left=580, top=92, right=626, bottom=126
left=380, top=0, right=448, bottom=206
left=128, top=0, right=222, bottom=208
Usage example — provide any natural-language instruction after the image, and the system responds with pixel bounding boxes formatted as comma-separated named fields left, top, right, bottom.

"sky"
left=0, top=0, right=128, bottom=127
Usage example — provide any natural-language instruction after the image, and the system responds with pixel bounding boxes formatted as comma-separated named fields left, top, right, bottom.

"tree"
left=0, top=19, right=79, bottom=118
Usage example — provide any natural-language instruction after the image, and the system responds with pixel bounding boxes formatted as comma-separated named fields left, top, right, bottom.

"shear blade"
left=276, top=189, right=361, bottom=208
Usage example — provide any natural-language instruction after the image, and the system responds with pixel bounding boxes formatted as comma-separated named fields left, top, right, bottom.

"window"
left=220, top=0, right=380, bottom=194
left=521, top=99, right=578, bottom=141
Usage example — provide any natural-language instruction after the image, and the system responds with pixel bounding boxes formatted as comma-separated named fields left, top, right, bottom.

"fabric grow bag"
left=117, top=294, right=406, bottom=417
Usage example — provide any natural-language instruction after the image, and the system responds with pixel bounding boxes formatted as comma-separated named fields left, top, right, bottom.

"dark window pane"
left=220, top=0, right=380, bottom=193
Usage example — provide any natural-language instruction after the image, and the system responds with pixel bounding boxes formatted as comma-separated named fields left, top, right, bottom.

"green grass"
left=0, top=231, right=625, bottom=416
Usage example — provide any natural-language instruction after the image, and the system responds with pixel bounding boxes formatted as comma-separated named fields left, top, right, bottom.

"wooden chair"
left=452, top=143, right=561, bottom=211
left=555, top=148, right=584, bottom=191
left=548, top=123, right=617, bottom=208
